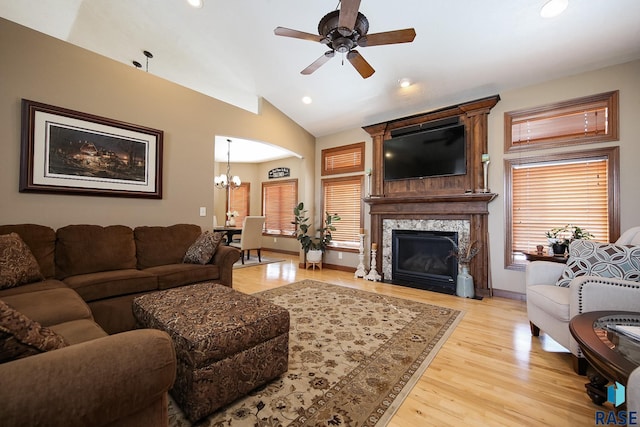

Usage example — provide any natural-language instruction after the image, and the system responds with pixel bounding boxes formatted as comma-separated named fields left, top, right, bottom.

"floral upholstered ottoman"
left=132, top=282, right=289, bottom=422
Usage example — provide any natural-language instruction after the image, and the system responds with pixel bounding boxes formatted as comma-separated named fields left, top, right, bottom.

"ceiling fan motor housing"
left=318, top=10, right=369, bottom=52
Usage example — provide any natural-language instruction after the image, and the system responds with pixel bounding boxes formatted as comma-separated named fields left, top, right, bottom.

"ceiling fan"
left=274, top=0, right=416, bottom=79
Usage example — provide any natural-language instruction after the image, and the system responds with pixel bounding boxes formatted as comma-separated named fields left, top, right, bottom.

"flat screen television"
left=383, top=123, right=466, bottom=181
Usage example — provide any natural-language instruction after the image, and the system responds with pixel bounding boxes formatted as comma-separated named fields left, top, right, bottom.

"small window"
left=321, top=142, right=365, bottom=176
left=228, top=183, right=250, bottom=226
left=262, top=179, right=297, bottom=236
left=505, top=91, right=618, bottom=152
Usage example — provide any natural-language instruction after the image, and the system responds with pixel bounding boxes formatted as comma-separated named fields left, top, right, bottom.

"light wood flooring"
left=233, top=251, right=602, bottom=426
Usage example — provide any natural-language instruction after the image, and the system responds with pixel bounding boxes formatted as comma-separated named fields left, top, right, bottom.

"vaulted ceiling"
left=2, top=0, right=640, bottom=142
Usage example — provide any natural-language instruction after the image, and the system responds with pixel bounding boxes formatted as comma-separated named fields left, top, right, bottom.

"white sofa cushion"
left=527, top=284, right=570, bottom=321
left=556, top=240, right=640, bottom=287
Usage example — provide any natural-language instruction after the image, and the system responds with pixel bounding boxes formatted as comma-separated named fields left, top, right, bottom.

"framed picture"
left=20, top=99, right=163, bottom=198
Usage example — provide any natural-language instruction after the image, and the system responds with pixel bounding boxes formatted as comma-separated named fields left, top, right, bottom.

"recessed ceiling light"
left=302, top=96, right=313, bottom=104
left=540, top=0, right=568, bottom=18
left=399, top=78, right=411, bottom=88
left=187, top=0, right=203, bottom=8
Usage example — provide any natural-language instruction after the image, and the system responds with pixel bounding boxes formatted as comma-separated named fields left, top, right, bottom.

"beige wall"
left=0, top=18, right=315, bottom=230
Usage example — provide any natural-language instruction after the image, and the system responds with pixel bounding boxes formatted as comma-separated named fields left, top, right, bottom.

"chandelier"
left=215, top=139, right=241, bottom=190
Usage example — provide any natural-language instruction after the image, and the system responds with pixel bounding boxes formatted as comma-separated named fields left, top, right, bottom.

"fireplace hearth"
left=390, top=230, right=458, bottom=294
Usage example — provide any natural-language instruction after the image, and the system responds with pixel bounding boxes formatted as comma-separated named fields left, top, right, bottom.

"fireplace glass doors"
left=391, top=230, right=458, bottom=294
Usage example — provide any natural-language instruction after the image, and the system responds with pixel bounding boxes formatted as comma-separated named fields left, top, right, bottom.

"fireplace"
left=391, top=230, right=458, bottom=294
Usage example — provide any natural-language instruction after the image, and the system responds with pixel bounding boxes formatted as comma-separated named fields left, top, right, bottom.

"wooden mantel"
left=363, top=96, right=500, bottom=295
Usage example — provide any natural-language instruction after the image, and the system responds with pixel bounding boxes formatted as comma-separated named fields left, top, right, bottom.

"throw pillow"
left=556, top=240, right=640, bottom=287
left=0, top=299, right=68, bottom=363
left=183, top=231, right=226, bottom=264
left=0, top=232, right=44, bottom=290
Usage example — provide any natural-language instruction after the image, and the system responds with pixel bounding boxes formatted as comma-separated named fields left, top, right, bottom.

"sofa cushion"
left=55, top=225, right=136, bottom=279
left=0, top=233, right=44, bottom=289
left=135, top=224, right=202, bottom=269
left=0, top=299, right=68, bottom=363
left=142, top=264, right=220, bottom=290
left=183, top=231, right=225, bottom=265
left=0, top=279, right=68, bottom=299
left=50, top=319, right=108, bottom=345
left=0, top=287, right=93, bottom=327
left=63, top=269, right=158, bottom=302
left=0, top=224, right=56, bottom=279
left=556, top=240, right=640, bottom=287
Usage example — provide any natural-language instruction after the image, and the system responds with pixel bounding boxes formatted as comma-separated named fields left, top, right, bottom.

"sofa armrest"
left=211, top=245, right=241, bottom=287
left=0, top=329, right=176, bottom=427
left=525, top=261, right=566, bottom=287
left=569, top=276, right=640, bottom=318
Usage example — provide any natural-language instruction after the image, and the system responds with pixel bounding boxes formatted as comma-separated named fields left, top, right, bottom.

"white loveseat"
left=526, top=227, right=640, bottom=374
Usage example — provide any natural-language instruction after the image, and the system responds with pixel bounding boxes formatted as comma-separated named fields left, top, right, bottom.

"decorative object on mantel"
left=480, top=153, right=490, bottom=193
left=365, top=168, right=372, bottom=198
left=447, top=239, right=479, bottom=298
left=354, top=228, right=368, bottom=278
left=365, top=243, right=381, bottom=281
left=215, top=138, right=242, bottom=218
left=545, top=224, right=594, bottom=256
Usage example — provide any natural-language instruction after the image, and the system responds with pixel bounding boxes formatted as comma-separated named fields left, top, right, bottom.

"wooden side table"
left=524, top=251, right=568, bottom=264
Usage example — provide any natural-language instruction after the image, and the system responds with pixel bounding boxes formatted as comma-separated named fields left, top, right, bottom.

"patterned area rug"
left=168, top=280, right=463, bottom=426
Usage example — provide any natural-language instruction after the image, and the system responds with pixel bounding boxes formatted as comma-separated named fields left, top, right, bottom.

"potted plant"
left=545, top=224, right=594, bottom=255
left=293, top=202, right=340, bottom=263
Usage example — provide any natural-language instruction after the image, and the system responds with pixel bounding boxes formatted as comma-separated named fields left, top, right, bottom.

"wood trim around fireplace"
left=363, top=96, right=500, bottom=296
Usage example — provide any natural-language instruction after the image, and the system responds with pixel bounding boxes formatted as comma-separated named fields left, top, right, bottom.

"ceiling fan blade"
left=346, top=50, right=375, bottom=79
left=338, top=0, right=361, bottom=30
left=301, top=51, right=335, bottom=75
left=358, top=28, right=416, bottom=47
left=274, top=26, right=323, bottom=43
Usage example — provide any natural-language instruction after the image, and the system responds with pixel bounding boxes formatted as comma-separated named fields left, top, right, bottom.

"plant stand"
left=354, top=233, right=367, bottom=278
left=305, top=249, right=323, bottom=270
left=306, top=260, right=322, bottom=270
left=365, top=247, right=381, bottom=282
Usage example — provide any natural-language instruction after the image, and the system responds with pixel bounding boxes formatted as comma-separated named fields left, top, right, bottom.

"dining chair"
left=229, top=216, right=266, bottom=264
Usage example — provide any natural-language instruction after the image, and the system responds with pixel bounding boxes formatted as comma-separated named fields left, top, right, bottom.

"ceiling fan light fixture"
left=540, top=0, right=568, bottom=18
left=399, top=78, right=411, bottom=88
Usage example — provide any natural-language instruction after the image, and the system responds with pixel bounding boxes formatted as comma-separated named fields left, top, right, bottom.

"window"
left=505, top=147, right=619, bottom=269
left=262, top=179, right=297, bottom=236
left=321, top=142, right=365, bottom=176
left=228, top=183, right=250, bottom=226
left=505, top=91, right=618, bottom=153
left=322, top=176, right=364, bottom=250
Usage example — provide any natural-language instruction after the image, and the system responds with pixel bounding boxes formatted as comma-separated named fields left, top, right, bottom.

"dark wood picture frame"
left=20, top=99, right=163, bottom=199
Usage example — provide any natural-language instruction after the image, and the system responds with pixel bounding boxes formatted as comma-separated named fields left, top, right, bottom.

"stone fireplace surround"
left=382, top=219, right=470, bottom=280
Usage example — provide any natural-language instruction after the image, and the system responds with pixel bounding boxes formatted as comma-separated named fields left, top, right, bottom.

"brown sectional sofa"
left=0, top=223, right=240, bottom=427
